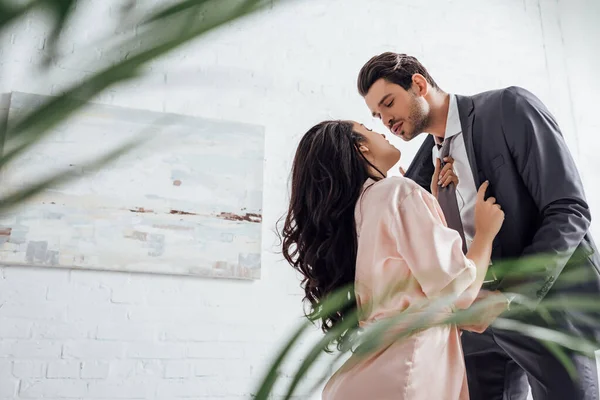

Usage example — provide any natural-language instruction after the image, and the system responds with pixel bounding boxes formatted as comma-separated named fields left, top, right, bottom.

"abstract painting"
left=0, top=92, right=264, bottom=279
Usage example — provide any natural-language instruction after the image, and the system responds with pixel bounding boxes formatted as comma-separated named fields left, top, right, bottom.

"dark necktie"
left=436, top=136, right=468, bottom=254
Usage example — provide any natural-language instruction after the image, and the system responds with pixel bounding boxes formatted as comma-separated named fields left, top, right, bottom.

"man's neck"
left=425, top=91, right=450, bottom=140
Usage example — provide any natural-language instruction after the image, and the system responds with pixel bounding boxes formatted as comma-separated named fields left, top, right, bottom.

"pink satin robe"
left=322, top=177, right=476, bottom=400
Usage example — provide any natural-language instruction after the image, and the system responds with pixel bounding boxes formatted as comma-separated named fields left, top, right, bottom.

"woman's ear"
left=358, top=144, right=369, bottom=154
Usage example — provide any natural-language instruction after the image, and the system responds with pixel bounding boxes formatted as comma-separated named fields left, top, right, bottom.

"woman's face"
left=352, top=122, right=401, bottom=176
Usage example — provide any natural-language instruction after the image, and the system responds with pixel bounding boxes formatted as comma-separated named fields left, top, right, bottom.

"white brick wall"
left=0, top=0, right=598, bottom=399
left=557, top=0, right=600, bottom=240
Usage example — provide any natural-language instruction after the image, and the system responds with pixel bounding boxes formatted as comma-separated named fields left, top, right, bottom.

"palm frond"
left=0, top=0, right=275, bottom=212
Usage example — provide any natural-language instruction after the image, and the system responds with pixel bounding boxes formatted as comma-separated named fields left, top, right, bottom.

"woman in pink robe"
left=280, top=120, right=505, bottom=399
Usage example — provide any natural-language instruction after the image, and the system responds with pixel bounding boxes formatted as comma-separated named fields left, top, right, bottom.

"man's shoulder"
left=459, top=86, right=546, bottom=121
left=467, top=86, right=539, bottom=108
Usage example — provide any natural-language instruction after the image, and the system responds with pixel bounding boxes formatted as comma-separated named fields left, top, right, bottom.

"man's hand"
left=460, top=290, right=509, bottom=333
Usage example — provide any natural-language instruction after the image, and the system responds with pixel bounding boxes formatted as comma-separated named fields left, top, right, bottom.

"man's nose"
left=381, top=112, right=393, bottom=129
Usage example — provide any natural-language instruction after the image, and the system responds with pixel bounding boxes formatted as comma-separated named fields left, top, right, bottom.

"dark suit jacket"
left=404, top=86, right=600, bottom=304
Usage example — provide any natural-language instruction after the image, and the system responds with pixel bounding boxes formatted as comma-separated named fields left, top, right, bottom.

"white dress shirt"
left=431, top=94, right=478, bottom=250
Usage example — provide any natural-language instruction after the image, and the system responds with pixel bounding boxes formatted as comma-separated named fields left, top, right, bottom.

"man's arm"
left=497, top=86, right=591, bottom=304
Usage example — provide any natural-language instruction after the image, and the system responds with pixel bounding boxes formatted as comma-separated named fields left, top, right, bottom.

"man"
left=356, top=52, right=600, bottom=400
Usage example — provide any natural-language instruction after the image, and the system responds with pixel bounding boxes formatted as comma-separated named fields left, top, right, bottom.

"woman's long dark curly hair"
left=280, top=120, right=385, bottom=350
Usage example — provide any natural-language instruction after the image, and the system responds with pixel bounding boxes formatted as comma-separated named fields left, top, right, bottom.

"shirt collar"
left=435, top=94, right=462, bottom=145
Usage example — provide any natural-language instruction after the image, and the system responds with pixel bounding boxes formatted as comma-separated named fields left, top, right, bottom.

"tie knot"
left=439, top=136, right=454, bottom=158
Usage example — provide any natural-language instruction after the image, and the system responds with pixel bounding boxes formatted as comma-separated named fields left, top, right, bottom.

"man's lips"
left=391, top=122, right=403, bottom=135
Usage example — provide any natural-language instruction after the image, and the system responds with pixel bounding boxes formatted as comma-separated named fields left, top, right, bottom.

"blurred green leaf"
left=283, top=309, right=359, bottom=399
left=542, top=341, right=578, bottom=380
left=39, top=0, right=78, bottom=63
left=0, top=0, right=275, bottom=211
left=253, top=277, right=600, bottom=398
left=303, top=351, right=347, bottom=398
left=252, top=320, right=311, bottom=400
left=0, top=132, right=146, bottom=215
left=493, top=317, right=599, bottom=355
left=0, top=0, right=36, bottom=28
left=142, top=0, right=213, bottom=24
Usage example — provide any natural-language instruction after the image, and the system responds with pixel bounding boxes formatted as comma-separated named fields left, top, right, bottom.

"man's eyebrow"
left=378, top=93, right=393, bottom=107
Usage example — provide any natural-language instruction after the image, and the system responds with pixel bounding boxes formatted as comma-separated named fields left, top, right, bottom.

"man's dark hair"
left=357, top=52, right=440, bottom=96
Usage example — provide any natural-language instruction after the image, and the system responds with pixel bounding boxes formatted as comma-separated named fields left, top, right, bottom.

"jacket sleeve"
left=497, top=86, right=591, bottom=303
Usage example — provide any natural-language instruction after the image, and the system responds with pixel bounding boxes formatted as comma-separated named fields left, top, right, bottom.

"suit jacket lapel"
left=456, top=94, right=503, bottom=258
left=404, top=134, right=435, bottom=191
left=455, top=94, right=480, bottom=187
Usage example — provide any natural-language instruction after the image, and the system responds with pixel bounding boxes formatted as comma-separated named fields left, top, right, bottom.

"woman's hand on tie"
left=431, top=156, right=459, bottom=198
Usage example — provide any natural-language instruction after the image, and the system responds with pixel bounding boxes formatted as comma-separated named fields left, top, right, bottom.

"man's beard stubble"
left=404, top=94, right=430, bottom=141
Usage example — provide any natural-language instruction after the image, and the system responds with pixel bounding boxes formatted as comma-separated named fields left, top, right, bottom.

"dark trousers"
left=462, top=326, right=599, bottom=400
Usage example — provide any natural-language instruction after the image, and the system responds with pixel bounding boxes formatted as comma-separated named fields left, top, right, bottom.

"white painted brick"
left=106, top=360, right=136, bottom=379
left=1, top=340, right=62, bottom=359
left=218, top=323, right=277, bottom=343
left=109, top=284, right=146, bottom=305
left=19, top=379, right=88, bottom=398
left=80, top=361, right=110, bottom=379
left=242, top=343, right=274, bottom=363
left=134, top=360, right=163, bottom=378
left=0, top=304, right=67, bottom=322
left=126, top=306, right=178, bottom=323
left=0, top=280, right=49, bottom=305
left=125, top=343, right=186, bottom=360
left=1, top=266, right=68, bottom=285
left=186, top=342, right=245, bottom=359
left=46, top=282, right=111, bottom=304
left=62, top=341, right=125, bottom=359
left=47, top=361, right=81, bottom=379
left=65, top=305, right=129, bottom=325
left=0, top=377, right=18, bottom=397
left=0, top=318, right=32, bottom=338
left=128, top=305, right=211, bottom=325
left=0, top=360, right=11, bottom=376
left=163, top=360, right=191, bottom=379
left=32, top=322, right=93, bottom=340
left=160, top=324, right=220, bottom=342
left=156, top=377, right=219, bottom=397
left=0, top=360, right=15, bottom=398
left=193, top=359, right=251, bottom=378
left=95, top=324, right=156, bottom=342
left=222, top=376, right=259, bottom=396
left=12, top=360, right=46, bottom=379
left=86, top=380, right=156, bottom=399
left=69, top=269, right=130, bottom=287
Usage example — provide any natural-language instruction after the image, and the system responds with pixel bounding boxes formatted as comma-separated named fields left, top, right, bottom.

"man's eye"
left=385, top=101, right=394, bottom=107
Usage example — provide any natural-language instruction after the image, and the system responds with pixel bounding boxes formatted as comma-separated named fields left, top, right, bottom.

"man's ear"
left=412, top=73, right=429, bottom=97
left=358, top=144, right=369, bottom=154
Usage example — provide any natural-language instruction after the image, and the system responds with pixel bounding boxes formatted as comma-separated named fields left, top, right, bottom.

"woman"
left=280, top=120, right=505, bottom=399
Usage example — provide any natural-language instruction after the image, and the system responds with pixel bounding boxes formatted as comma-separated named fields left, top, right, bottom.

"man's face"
left=364, top=78, right=430, bottom=142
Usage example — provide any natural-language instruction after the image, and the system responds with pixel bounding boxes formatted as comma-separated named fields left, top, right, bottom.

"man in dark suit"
left=356, top=52, right=600, bottom=400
